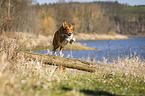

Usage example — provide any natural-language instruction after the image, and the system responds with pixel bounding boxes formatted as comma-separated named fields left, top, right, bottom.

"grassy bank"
left=128, top=34, right=145, bottom=37
left=75, top=33, right=129, bottom=41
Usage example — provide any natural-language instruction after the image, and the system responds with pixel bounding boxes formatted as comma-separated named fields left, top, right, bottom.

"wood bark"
left=24, top=52, right=101, bottom=72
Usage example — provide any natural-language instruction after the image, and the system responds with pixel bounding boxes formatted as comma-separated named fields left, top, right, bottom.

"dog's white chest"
left=65, top=34, right=73, bottom=41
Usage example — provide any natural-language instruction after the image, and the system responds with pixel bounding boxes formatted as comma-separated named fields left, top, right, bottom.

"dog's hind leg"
left=53, top=49, right=57, bottom=56
left=59, top=46, right=64, bottom=57
left=53, top=46, right=59, bottom=56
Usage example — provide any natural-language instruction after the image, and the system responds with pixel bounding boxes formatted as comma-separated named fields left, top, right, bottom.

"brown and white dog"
left=52, top=20, right=76, bottom=57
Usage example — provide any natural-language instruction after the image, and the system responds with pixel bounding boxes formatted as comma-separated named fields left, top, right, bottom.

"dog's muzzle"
left=68, top=32, right=72, bottom=36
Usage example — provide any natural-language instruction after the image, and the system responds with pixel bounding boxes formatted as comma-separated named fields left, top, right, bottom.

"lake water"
left=34, top=37, right=145, bottom=62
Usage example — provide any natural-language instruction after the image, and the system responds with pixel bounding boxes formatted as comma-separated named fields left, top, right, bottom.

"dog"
left=52, top=20, right=76, bottom=57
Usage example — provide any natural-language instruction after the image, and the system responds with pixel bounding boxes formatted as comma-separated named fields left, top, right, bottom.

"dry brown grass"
left=96, top=56, right=145, bottom=78
left=10, top=32, right=52, bottom=49
left=0, top=52, right=61, bottom=96
left=0, top=32, right=52, bottom=50
left=75, top=33, right=128, bottom=41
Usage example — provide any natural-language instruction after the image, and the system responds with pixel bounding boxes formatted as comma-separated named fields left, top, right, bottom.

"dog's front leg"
left=53, top=50, right=57, bottom=56
left=70, top=37, right=76, bottom=44
left=59, top=46, right=64, bottom=57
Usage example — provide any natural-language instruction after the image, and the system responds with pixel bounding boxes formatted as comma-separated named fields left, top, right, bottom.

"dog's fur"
left=52, top=20, right=75, bottom=56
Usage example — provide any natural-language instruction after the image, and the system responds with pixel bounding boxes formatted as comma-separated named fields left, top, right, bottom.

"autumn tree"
left=40, top=9, right=56, bottom=35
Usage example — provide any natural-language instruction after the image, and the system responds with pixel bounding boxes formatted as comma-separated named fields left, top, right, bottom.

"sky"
left=36, top=0, right=145, bottom=6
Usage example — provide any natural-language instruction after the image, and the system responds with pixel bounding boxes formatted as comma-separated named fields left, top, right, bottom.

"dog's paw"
left=72, top=37, right=76, bottom=42
left=53, top=51, right=57, bottom=56
left=59, top=53, right=64, bottom=57
left=70, top=38, right=76, bottom=44
left=66, top=37, right=71, bottom=42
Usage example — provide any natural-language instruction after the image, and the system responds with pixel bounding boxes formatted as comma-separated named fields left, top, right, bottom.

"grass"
left=75, top=33, right=129, bottom=41
left=0, top=32, right=144, bottom=96
left=0, top=51, right=144, bottom=96
left=50, top=71, right=145, bottom=95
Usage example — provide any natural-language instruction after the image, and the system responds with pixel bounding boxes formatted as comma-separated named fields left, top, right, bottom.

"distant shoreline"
left=74, top=33, right=129, bottom=41
left=127, top=34, right=145, bottom=37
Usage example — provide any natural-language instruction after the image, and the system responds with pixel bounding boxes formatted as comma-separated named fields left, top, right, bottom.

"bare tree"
left=8, top=0, right=10, bottom=17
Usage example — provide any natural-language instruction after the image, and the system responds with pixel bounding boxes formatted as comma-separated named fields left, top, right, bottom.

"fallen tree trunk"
left=24, top=52, right=99, bottom=72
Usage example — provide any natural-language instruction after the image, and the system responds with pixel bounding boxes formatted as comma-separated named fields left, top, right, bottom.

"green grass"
left=12, top=70, right=145, bottom=96
left=45, top=71, right=145, bottom=96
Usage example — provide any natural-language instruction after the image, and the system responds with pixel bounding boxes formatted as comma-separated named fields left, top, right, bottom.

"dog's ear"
left=72, top=23, right=75, bottom=27
left=63, top=20, right=67, bottom=28
left=72, top=23, right=75, bottom=29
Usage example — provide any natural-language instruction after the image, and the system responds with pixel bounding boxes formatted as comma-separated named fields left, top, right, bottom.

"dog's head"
left=62, top=20, right=75, bottom=36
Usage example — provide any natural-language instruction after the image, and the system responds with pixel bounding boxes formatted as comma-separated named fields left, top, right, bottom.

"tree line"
left=36, top=2, right=116, bottom=35
left=0, top=0, right=41, bottom=34
left=0, top=0, right=145, bottom=36
left=98, top=1, right=145, bottom=35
